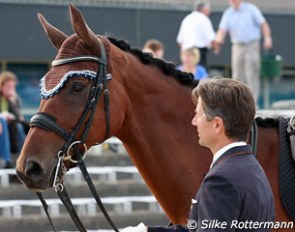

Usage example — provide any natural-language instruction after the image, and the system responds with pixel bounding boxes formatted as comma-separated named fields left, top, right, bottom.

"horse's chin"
left=27, top=186, right=48, bottom=193
left=16, top=167, right=57, bottom=192
left=16, top=172, right=51, bottom=192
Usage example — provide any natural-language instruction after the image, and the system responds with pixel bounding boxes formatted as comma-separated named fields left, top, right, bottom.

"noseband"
left=30, top=39, right=119, bottom=232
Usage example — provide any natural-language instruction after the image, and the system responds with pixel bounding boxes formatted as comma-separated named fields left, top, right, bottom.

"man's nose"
left=191, top=116, right=197, bottom=126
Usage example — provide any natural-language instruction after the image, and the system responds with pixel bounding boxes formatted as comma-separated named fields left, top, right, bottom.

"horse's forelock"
left=55, top=35, right=112, bottom=70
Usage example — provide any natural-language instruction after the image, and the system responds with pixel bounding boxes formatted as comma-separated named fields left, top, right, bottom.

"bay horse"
left=16, top=5, right=292, bottom=230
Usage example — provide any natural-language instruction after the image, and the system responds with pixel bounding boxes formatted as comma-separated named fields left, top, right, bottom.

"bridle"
left=30, top=39, right=119, bottom=232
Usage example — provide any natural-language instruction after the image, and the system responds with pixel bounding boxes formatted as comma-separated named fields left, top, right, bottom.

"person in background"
left=0, top=71, right=26, bottom=154
left=177, top=47, right=208, bottom=81
left=142, top=39, right=165, bottom=59
left=215, top=0, right=272, bottom=105
left=120, top=77, right=275, bottom=232
left=177, top=0, right=216, bottom=70
left=0, top=116, right=13, bottom=168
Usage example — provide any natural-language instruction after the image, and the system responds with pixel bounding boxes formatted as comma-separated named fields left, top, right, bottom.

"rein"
left=30, top=39, right=118, bottom=232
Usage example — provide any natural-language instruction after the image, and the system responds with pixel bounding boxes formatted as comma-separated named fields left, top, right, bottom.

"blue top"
left=0, top=116, right=11, bottom=162
left=219, top=2, right=265, bottom=44
left=177, top=65, right=208, bottom=80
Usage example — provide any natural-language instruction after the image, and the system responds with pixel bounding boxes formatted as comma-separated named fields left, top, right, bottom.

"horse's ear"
left=69, top=4, right=101, bottom=51
left=38, top=13, right=67, bottom=50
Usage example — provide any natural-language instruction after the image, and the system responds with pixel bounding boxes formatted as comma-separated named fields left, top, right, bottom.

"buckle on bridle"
left=65, top=141, right=88, bottom=163
left=52, top=141, right=87, bottom=191
left=53, top=151, right=67, bottom=191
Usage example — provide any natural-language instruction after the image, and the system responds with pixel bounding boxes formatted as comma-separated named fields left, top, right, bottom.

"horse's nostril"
left=25, top=160, right=43, bottom=178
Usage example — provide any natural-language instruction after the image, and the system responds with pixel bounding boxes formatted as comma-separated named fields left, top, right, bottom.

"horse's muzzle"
left=16, top=159, right=50, bottom=191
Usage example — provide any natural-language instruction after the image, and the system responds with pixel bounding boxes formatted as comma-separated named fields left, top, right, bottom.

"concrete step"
left=1, top=165, right=141, bottom=189
left=84, top=152, right=133, bottom=167
left=0, top=144, right=170, bottom=232
left=0, top=211, right=169, bottom=232
left=0, top=195, right=163, bottom=219
left=0, top=180, right=151, bottom=200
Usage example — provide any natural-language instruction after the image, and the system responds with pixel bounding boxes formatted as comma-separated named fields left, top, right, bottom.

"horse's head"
left=16, top=5, right=125, bottom=191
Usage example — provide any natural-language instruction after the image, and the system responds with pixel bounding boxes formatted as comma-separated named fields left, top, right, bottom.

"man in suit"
left=122, top=77, right=275, bottom=232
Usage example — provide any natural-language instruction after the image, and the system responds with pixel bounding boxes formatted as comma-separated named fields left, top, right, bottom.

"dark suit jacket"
left=148, top=145, right=275, bottom=232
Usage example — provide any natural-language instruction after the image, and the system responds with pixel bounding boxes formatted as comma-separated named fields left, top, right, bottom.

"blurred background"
left=0, top=1, right=294, bottom=231
left=0, top=0, right=294, bottom=112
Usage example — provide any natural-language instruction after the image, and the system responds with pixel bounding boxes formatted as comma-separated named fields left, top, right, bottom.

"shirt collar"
left=210, top=141, right=247, bottom=169
left=231, top=2, right=245, bottom=11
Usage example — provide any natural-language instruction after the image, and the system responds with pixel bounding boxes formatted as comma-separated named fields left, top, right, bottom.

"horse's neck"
left=114, top=54, right=211, bottom=223
left=117, top=56, right=195, bottom=155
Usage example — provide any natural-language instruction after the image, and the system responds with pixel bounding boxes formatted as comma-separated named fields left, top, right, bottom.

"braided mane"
left=107, top=37, right=194, bottom=86
left=255, top=117, right=279, bottom=128
left=106, top=37, right=284, bottom=129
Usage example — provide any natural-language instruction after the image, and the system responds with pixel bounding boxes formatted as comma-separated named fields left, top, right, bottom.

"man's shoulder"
left=219, top=152, right=256, bottom=169
left=183, top=11, right=205, bottom=21
left=213, top=154, right=268, bottom=187
left=242, top=2, right=261, bottom=12
left=243, top=2, right=258, bottom=8
left=211, top=153, right=256, bottom=177
left=223, top=6, right=234, bottom=15
left=224, top=2, right=259, bottom=14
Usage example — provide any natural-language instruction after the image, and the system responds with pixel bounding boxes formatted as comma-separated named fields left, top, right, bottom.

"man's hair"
left=192, top=77, right=256, bottom=141
left=193, top=0, right=210, bottom=11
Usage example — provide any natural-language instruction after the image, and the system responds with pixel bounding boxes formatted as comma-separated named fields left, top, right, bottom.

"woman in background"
left=0, top=71, right=26, bottom=155
left=177, top=47, right=208, bottom=81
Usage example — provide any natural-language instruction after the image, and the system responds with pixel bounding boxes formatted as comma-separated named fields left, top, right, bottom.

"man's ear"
left=213, top=116, right=225, bottom=134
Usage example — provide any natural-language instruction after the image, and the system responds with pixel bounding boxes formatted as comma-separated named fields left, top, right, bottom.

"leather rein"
left=30, top=39, right=119, bottom=232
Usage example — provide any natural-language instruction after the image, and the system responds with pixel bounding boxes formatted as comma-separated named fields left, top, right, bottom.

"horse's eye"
left=71, top=82, right=86, bottom=93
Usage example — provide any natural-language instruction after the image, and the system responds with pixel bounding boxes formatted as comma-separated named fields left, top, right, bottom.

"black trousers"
left=197, top=47, right=209, bottom=71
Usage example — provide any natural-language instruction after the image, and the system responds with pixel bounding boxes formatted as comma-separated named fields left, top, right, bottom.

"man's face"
left=202, top=6, right=211, bottom=17
left=228, top=0, right=241, bottom=9
left=191, top=97, right=215, bottom=148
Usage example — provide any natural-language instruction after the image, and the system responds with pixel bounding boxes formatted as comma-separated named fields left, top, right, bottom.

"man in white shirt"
left=177, top=0, right=216, bottom=70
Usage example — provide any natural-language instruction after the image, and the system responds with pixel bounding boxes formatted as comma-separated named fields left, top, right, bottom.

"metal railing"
left=0, top=195, right=162, bottom=218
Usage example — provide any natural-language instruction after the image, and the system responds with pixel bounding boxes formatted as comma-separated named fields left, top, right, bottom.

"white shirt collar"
left=210, top=141, right=247, bottom=169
